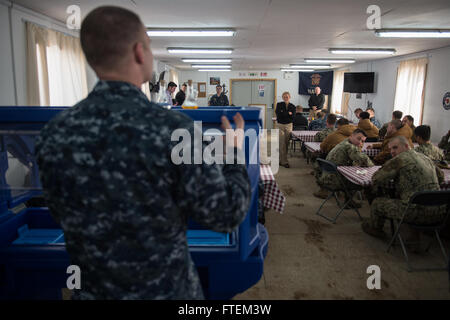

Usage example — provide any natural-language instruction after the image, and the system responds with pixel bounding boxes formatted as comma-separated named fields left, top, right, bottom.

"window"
left=26, top=22, right=88, bottom=106
left=330, top=69, right=349, bottom=116
left=393, top=58, right=428, bottom=125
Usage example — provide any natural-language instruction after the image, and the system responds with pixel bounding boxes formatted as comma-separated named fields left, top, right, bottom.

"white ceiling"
left=11, top=0, right=450, bottom=70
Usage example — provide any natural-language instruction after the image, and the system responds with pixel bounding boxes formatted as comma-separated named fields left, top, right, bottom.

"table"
left=337, top=166, right=450, bottom=189
left=303, top=142, right=381, bottom=157
left=260, top=164, right=286, bottom=214
left=291, top=130, right=319, bottom=142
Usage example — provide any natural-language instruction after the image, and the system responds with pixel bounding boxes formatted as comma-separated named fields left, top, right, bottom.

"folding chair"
left=289, top=135, right=302, bottom=155
left=387, top=190, right=450, bottom=272
left=315, top=158, right=363, bottom=224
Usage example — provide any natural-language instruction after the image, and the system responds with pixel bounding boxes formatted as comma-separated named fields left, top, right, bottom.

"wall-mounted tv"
left=343, top=72, right=375, bottom=93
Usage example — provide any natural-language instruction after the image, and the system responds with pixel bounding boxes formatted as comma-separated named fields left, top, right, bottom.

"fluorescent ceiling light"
left=191, top=65, right=231, bottom=68
left=304, top=58, right=355, bottom=64
left=198, top=69, right=231, bottom=72
left=289, top=64, right=331, bottom=69
left=147, top=29, right=235, bottom=37
left=168, top=48, right=233, bottom=54
left=281, top=68, right=314, bottom=72
left=375, top=29, right=450, bottom=38
left=182, top=58, right=232, bottom=63
left=329, top=48, right=396, bottom=55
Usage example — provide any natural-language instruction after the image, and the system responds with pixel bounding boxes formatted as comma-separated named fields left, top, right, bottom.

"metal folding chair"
left=387, top=190, right=450, bottom=272
left=315, top=158, right=363, bottom=224
left=290, top=126, right=307, bottom=155
left=289, top=135, right=302, bottom=155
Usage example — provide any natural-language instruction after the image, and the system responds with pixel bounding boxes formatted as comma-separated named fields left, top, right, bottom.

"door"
left=231, top=79, right=276, bottom=129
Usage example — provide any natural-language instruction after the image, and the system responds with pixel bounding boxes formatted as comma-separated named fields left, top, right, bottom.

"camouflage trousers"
left=370, top=197, right=447, bottom=230
left=316, top=171, right=361, bottom=193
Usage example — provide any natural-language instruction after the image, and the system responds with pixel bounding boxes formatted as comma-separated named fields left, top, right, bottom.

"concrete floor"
left=234, top=147, right=450, bottom=300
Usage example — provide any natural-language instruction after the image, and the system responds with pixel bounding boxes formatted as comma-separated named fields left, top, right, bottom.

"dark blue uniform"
left=35, top=81, right=251, bottom=299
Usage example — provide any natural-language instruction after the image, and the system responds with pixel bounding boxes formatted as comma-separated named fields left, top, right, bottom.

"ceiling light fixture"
left=198, top=69, right=231, bottom=72
left=289, top=64, right=331, bottom=69
left=191, top=65, right=231, bottom=68
left=281, top=68, right=314, bottom=72
left=329, top=48, right=396, bottom=55
left=304, top=58, right=355, bottom=63
left=168, top=48, right=233, bottom=54
left=375, top=29, right=450, bottom=38
left=182, top=58, right=232, bottom=63
left=147, top=29, right=235, bottom=37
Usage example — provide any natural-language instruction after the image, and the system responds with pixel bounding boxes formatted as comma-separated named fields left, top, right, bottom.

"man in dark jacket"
left=308, top=86, right=325, bottom=116
left=293, top=106, right=308, bottom=130
left=174, top=83, right=186, bottom=106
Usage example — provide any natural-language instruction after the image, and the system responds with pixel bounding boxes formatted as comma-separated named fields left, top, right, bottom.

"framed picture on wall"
left=210, top=77, right=220, bottom=85
left=197, top=82, right=206, bottom=98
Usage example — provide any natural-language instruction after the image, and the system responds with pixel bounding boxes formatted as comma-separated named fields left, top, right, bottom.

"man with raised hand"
left=36, top=6, right=251, bottom=300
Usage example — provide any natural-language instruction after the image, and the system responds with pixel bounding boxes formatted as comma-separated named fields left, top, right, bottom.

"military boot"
left=361, top=220, right=386, bottom=239
left=313, top=188, right=329, bottom=199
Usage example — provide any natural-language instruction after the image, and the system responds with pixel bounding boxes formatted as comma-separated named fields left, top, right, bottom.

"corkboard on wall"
left=198, top=82, right=206, bottom=98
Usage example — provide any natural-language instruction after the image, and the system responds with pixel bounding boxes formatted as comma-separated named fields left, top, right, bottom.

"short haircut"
left=390, top=119, right=402, bottom=130
left=414, top=125, right=431, bottom=141
left=389, top=135, right=409, bottom=146
left=392, top=110, right=403, bottom=120
left=296, top=105, right=303, bottom=112
left=359, top=111, right=370, bottom=120
left=282, top=91, right=290, bottom=97
left=366, top=107, right=374, bottom=112
left=327, top=114, right=337, bottom=125
left=353, top=128, right=368, bottom=137
left=182, top=83, right=187, bottom=87
left=216, top=84, right=222, bottom=88
left=337, top=118, right=349, bottom=126
left=405, top=115, right=414, bottom=124
left=354, top=108, right=363, bottom=114
left=80, top=6, right=143, bottom=69
left=168, top=82, right=177, bottom=88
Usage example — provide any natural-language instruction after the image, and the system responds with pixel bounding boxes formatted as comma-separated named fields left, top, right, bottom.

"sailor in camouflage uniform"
left=413, top=125, right=444, bottom=162
left=314, top=129, right=374, bottom=201
left=438, top=130, right=450, bottom=161
left=362, top=136, right=445, bottom=238
left=35, top=6, right=251, bottom=300
left=314, top=113, right=337, bottom=142
left=208, top=85, right=229, bottom=106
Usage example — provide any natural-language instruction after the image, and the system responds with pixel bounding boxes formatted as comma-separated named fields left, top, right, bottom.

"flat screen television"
left=343, top=72, right=375, bottom=93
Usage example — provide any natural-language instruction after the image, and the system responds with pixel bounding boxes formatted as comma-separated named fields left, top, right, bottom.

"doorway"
left=230, top=79, right=277, bottom=129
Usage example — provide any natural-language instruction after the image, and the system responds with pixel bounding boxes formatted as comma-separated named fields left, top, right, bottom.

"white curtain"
left=330, top=69, right=349, bottom=115
left=26, top=22, right=88, bottom=106
left=394, top=58, right=428, bottom=124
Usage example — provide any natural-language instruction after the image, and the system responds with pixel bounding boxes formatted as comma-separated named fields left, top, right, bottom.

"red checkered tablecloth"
left=337, top=166, right=382, bottom=187
left=337, top=166, right=450, bottom=189
left=260, top=164, right=286, bottom=214
left=362, top=143, right=380, bottom=157
left=304, top=142, right=321, bottom=153
left=303, top=142, right=381, bottom=157
left=291, top=131, right=319, bottom=142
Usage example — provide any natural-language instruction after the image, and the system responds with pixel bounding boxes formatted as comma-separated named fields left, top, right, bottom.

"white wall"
left=178, top=70, right=310, bottom=108
left=0, top=1, right=16, bottom=105
left=421, top=46, right=450, bottom=142
left=0, top=1, right=98, bottom=106
left=341, top=46, right=450, bottom=142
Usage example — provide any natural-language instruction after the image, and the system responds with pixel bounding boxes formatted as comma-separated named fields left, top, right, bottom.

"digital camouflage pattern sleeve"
left=35, top=80, right=251, bottom=300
